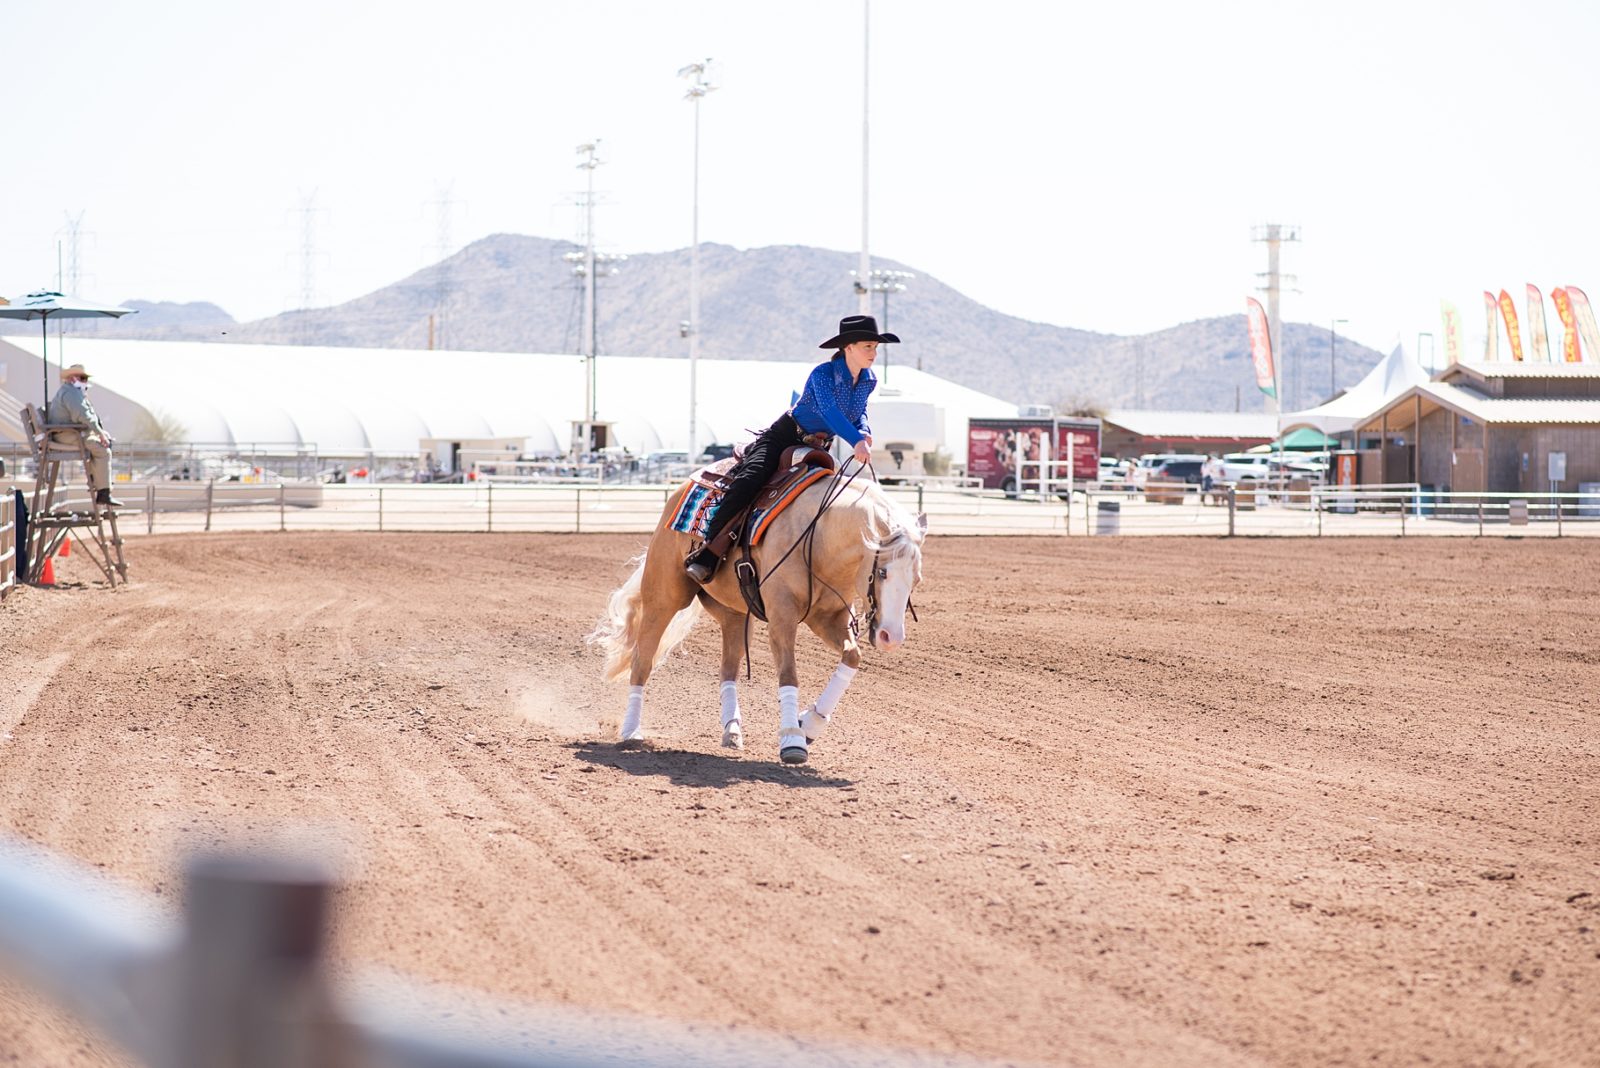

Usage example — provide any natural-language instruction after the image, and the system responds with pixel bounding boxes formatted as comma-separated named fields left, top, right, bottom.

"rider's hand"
left=853, top=440, right=872, bottom=465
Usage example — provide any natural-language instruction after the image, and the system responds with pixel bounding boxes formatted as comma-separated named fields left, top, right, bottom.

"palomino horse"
left=591, top=467, right=926, bottom=764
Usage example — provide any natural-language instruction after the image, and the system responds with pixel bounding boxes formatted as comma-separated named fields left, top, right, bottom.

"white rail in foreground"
left=0, top=834, right=974, bottom=1068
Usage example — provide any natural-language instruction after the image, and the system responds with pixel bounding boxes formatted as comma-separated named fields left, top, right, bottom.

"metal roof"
left=1414, top=381, right=1600, bottom=425
left=0, top=335, right=1019, bottom=462
left=1444, top=361, right=1600, bottom=380
left=1101, top=409, right=1276, bottom=439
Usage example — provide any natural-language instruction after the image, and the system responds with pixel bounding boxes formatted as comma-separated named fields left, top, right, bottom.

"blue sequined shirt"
left=790, top=355, right=875, bottom=445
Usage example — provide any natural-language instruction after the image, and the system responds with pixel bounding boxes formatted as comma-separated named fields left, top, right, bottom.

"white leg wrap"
left=801, top=663, right=856, bottom=742
left=621, top=685, right=645, bottom=741
left=778, top=686, right=800, bottom=732
left=814, top=663, right=856, bottom=717
left=778, top=685, right=805, bottom=755
left=720, top=680, right=743, bottom=750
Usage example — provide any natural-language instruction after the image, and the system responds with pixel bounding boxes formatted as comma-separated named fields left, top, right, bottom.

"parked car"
left=1097, top=456, right=1134, bottom=488
left=1220, top=452, right=1272, bottom=483
left=1131, top=453, right=1206, bottom=489
left=1150, top=458, right=1205, bottom=485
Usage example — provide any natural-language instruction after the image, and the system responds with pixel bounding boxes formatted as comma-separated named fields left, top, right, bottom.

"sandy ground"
left=1, top=532, right=1597, bottom=1067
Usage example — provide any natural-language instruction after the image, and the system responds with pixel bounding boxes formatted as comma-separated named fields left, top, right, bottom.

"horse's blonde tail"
left=589, top=551, right=704, bottom=683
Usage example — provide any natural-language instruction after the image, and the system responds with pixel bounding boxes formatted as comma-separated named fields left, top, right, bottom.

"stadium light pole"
left=680, top=59, right=716, bottom=462
left=857, top=0, right=872, bottom=315
left=1329, top=318, right=1348, bottom=397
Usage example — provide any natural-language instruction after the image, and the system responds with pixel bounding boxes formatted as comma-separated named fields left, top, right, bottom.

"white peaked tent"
left=1280, top=342, right=1434, bottom=436
left=0, top=336, right=1018, bottom=466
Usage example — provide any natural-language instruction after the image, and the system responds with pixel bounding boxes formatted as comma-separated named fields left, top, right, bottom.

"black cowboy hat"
left=818, top=314, right=901, bottom=349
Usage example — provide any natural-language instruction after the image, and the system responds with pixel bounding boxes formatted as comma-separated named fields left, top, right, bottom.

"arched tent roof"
left=0, top=336, right=1018, bottom=463
left=1281, top=342, right=1434, bottom=435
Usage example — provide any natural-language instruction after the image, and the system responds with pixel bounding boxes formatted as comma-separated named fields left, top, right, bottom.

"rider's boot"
left=684, top=546, right=719, bottom=583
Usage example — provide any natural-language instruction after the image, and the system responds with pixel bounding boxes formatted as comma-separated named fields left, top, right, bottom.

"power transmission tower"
left=55, top=211, right=90, bottom=342
left=562, top=142, right=625, bottom=429
left=1251, top=223, right=1300, bottom=411
left=294, top=190, right=329, bottom=345
left=426, top=182, right=462, bottom=350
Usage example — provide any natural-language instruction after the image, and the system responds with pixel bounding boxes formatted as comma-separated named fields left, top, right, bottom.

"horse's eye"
left=877, top=567, right=888, bottom=578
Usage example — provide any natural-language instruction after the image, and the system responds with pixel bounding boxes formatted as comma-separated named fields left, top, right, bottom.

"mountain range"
left=66, top=234, right=1384, bottom=413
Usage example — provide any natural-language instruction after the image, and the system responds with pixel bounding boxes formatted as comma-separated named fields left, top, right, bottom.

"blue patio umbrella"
left=0, top=290, right=135, bottom=409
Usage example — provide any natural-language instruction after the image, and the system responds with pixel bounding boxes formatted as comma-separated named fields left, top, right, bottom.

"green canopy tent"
left=1256, top=427, right=1337, bottom=452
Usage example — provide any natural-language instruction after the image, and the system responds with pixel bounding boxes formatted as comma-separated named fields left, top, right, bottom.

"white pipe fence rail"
left=0, top=834, right=967, bottom=1068
left=7, top=478, right=1600, bottom=542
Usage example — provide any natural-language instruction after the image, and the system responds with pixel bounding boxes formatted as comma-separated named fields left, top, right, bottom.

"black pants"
left=701, top=412, right=809, bottom=550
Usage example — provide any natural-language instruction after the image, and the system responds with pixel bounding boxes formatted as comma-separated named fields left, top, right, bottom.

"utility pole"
left=1251, top=223, right=1299, bottom=412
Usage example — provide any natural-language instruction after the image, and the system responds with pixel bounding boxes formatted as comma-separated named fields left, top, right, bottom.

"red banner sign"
left=1245, top=297, right=1276, bottom=398
left=1498, top=289, right=1524, bottom=362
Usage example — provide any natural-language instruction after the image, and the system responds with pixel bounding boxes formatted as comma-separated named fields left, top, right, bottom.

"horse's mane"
left=857, top=481, right=922, bottom=550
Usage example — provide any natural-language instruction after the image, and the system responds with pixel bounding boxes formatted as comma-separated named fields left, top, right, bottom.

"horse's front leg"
left=799, top=606, right=862, bottom=743
left=702, top=598, right=747, bottom=750
left=766, top=616, right=808, bottom=765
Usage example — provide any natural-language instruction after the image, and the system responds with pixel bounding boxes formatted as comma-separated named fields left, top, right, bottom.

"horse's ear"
left=916, top=512, right=928, bottom=534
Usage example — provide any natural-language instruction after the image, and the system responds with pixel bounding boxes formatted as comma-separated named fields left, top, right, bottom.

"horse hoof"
left=780, top=745, right=809, bottom=765
left=722, top=722, right=744, bottom=749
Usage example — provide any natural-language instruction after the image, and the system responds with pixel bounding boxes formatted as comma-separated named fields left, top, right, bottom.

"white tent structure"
left=1280, top=342, right=1434, bottom=437
left=0, top=336, right=1016, bottom=467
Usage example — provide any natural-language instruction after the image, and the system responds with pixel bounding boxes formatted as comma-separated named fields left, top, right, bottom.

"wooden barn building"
left=1349, top=363, right=1600, bottom=493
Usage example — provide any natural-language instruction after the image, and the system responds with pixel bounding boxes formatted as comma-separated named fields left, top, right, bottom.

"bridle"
left=862, top=539, right=918, bottom=648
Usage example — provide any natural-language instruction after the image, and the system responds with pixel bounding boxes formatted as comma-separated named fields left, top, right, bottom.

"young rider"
left=684, top=314, right=897, bottom=583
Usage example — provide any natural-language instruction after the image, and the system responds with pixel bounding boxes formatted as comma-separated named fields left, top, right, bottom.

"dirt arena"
left=2, top=532, right=1596, bottom=1067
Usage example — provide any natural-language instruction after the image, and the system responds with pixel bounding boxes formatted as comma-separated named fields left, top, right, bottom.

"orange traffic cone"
left=58, top=537, right=70, bottom=559
left=40, top=555, right=56, bottom=585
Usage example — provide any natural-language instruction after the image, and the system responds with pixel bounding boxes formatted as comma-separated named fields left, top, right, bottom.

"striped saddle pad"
left=669, top=458, right=832, bottom=546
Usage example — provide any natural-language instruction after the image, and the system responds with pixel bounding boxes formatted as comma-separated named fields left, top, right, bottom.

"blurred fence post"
left=378, top=487, right=384, bottom=534
left=147, top=484, right=155, bottom=535
left=487, top=483, right=494, bottom=533
left=176, top=852, right=339, bottom=1068
left=205, top=481, right=214, bottom=532
left=1227, top=486, right=1236, bottom=537
left=279, top=483, right=286, bottom=533
left=575, top=488, right=582, bottom=534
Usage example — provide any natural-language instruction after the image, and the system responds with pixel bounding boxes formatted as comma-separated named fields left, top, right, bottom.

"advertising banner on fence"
left=1245, top=297, right=1276, bottom=398
left=1498, top=289, right=1525, bottom=362
left=1526, top=284, right=1552, bottom=362
left=1567, top=286, right=1600, bottom=364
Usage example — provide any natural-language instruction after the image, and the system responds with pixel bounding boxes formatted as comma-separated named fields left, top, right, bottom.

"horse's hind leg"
left=702, top=598, right=748, bottom=750
left=621, top=544, right=700, bottom=743
left=800, top=607, right=862, bottom=743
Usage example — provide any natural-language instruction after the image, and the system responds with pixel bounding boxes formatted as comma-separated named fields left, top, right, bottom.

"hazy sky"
left=3, top=0, right=1596, bottom=358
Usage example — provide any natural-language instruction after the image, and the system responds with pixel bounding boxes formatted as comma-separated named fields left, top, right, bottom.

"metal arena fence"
left=9, top=478, right=1595, bottom=539
left=0, top=834, right=953, bottom=1068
